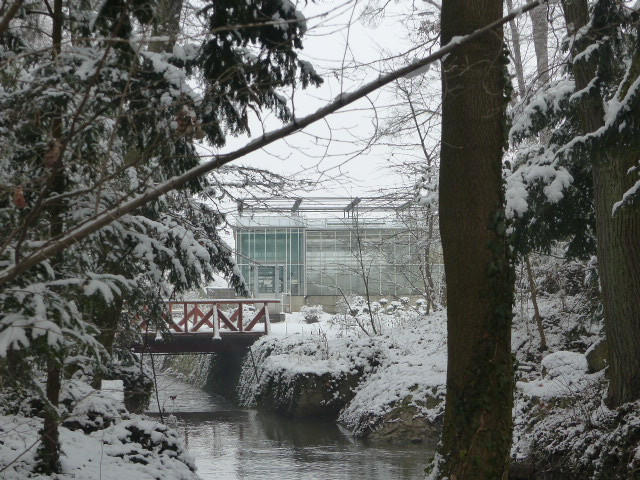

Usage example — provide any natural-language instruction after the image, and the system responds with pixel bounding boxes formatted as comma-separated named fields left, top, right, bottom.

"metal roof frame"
left=236, top=196, right=415, bottom=216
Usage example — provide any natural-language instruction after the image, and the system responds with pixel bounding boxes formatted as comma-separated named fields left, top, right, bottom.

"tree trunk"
left=505, top=0, right=526, bottom=98
left=525, top=255, right=546, bottom=351
left=438, top=0, right=515, bottom=478
left=529, top=3, right=549, bottom=85
left=91, top=295, right=124, bottom=389
left=150, top=0, right=184, bottom=53
left=562, top=0, right=640, bottom=407
left=38, top=0, right=64, bottom=471
left=38, top=359, right=61, bottom=473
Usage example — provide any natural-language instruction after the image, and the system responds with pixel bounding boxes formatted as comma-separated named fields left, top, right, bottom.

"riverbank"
left=237, top=307, right=447, bottom=443
left=163, top=259, right=640, bottom=478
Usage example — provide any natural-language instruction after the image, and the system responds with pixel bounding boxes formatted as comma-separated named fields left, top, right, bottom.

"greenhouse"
left=233, top=197, right=443, bottom=312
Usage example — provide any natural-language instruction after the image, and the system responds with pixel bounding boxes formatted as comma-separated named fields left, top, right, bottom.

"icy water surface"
left=147, top=373, right=435, bottom=480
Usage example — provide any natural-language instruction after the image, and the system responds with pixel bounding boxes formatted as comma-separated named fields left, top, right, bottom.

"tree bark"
left=39, top=0, right=64, bottom=471
left=149, top=0, right=183, bottom=53
left=525, top=255, right=546, bottom=351
left=0, top=0, right=25, bottom=38
left=38, top=360, right=61, bottom=473
left=438, top=0, right=515, bottom=478
left=562, top=0, right=640, bottom=407
left=529, top=3, right=549, bottom=85
left=91, top=295, right=124, bottom=389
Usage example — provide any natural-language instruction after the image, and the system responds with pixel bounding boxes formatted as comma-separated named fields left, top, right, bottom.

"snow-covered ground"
left=5, top=258, right=635, bottom=479
left=0, top=380, right=200, bottom=480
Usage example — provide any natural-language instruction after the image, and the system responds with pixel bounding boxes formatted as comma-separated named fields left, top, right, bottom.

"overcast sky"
left=214, top=0, right=432, bottom=201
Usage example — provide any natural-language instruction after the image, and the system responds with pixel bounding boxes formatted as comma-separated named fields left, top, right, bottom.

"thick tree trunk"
left=562, top=0, right=640, bottom=407
left=595, top=157, right=640, bottom=406
left=438, top=0, right=515, bottom=478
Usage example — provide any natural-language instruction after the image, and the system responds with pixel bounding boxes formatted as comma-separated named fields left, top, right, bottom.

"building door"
left=256, top=265, right=286, bottom=295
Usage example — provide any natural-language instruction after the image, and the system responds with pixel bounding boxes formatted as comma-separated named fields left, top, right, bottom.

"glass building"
left=233, top=198, right=443, bottom=312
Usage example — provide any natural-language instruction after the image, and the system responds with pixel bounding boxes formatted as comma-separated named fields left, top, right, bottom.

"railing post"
left=238, top=302, right=243, bottom=332
left=183, top=302, right=188, bottom=333
left=264, top=302, right=271, bottom=335
left=213, top=303, right=220, bottom=340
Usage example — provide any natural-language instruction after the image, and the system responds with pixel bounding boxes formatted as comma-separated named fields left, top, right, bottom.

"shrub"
left=300, top=305, right=323, bottom=323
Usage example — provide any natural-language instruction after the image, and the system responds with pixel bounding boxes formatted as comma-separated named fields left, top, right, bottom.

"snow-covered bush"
left=513, top=375, right=640, bottom=479
left=386, top=300, right=402, bottom=314
left=300, top=305, right=323, bottom=324
left=332, top=295, right=382, bottom=335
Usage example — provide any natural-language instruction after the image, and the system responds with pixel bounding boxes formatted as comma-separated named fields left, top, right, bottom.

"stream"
left=147, top=373, right=435, bottom=480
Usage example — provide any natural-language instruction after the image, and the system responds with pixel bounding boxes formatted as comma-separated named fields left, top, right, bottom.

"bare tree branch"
left=0, top=0, right=547, bottom=286
left=0, top=0, right=24, bottom=38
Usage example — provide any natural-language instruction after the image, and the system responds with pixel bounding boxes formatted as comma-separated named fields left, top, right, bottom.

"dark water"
left=148, top=374, right=434, bottom=480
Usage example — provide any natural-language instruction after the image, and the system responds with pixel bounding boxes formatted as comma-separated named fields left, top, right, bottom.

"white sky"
left=213, top=0, right=430, bottom=200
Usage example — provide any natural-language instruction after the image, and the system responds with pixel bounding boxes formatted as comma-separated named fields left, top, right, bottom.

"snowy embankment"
left=0, top=380, right=199, bottom=480
left=238, top=306, right=448, bottom=441
left=508, top=261, right=640, bottom=479
left=238, top=259, right=639, bottom=476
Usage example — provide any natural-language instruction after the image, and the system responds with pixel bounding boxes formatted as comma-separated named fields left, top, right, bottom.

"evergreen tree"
left=508, top=0, right=640, bottom=407
left=0, top=0, right=320, bottom=471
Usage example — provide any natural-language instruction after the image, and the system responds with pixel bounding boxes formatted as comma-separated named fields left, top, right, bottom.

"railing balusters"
left=141, top=299, right=279, bottom=335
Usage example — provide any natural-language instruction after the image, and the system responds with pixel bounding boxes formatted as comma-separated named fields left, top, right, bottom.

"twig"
left=0, top=0, right=547, bottom=286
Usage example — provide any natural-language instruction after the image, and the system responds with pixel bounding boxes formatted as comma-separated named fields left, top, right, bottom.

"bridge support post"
left=208, top=351, right=247, bottom=403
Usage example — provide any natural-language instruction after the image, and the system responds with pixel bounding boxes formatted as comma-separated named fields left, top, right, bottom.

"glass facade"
left=235, top=218, right=441, bottom=298
left=305, top=228, right=422, bottom=296
left=235, top=228, right=304, bottom=296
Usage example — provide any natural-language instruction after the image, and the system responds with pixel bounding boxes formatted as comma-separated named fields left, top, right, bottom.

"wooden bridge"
left=131, top=299, right=280, bottom=354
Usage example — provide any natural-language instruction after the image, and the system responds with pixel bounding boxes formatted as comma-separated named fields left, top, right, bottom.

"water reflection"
left=148, top=374, right=433, bottom=480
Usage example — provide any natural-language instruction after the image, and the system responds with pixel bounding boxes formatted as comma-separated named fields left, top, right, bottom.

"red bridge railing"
left=139, top=299, right=281, bottom=337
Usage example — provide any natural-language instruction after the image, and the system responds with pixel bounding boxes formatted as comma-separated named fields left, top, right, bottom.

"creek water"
left=147, top=373, right=435, bottom=480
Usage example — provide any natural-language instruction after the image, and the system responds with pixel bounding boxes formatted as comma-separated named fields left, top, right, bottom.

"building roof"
left=234, top=215, right=407, bottom=230
left=236, top=196, right=414, bottom=216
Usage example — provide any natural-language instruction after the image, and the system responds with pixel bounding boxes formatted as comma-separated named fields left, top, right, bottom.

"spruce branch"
left=0, top=0, right=547, bottom=286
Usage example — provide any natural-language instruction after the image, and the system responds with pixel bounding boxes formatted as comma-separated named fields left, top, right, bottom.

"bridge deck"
left=132, top=332, right=265, bottom=354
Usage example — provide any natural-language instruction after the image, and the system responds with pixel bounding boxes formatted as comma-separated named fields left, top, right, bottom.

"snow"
left=239, top=306, right=448, bottom=436
left=271, top=12, right=288, bottom=31
left=517, top=351, right=594, bottom=400
left=0, top=415, right=199, bottom=480
left=0, top=380, right=200, bottom=480
left=404, top=59, right=431, bottom=79
left=542, top=350, right=589, bottom=377
left=612, top=178, right=640, bottom=215
left=509, top=79, right=575, bottom=140
left=299, top=59, right=317, bottom=76
left=505, top=163, right=574, bottom=217
left=505, top=171, right=529, bottom=217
